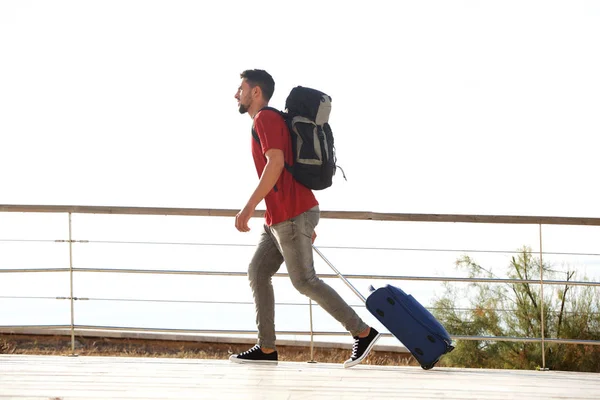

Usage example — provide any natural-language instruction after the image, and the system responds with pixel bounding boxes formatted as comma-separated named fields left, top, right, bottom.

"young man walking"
left=229, top=69, right=380, bottom=368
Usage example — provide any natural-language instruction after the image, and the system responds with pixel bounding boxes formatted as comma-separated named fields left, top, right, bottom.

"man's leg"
left=270, top=206, right=380, bottom=367
left=230, top=225, right=283, bottom=364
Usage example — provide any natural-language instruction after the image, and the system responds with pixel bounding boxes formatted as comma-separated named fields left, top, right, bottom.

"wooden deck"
left=1, top=355, right=598, bottom=399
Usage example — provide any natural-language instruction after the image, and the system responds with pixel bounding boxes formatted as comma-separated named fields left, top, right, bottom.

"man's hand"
left=312, top=231, right=317, bottom=244
left=235, top=204, right=255, bottom=232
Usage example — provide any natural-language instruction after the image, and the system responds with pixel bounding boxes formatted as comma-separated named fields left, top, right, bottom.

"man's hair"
left=240, top=69, right=275, bottom=102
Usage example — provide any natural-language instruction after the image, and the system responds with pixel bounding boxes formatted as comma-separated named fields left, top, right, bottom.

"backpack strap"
left=252, top=106, right=295, bottom=178
left=252, top=106, right=282, bottom=145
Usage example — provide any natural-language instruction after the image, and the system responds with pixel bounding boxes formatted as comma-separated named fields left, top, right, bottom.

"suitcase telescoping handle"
left=312, top=245, right=368, bottom=304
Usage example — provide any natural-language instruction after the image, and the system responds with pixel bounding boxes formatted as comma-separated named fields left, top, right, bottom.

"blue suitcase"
left=366, top=284, right=454, bottom=369
left=313, top=246, right=454, bottom=370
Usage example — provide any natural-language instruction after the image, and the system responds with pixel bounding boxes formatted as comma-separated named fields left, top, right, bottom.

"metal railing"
left=1, top=204, right=600, bottom=368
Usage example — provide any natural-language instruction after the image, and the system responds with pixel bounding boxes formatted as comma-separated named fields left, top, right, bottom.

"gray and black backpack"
left=252, top=86, right=345, bottom=190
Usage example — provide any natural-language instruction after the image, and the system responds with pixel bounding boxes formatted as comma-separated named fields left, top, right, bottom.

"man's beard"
left=238, top=103, right=248, bottom=114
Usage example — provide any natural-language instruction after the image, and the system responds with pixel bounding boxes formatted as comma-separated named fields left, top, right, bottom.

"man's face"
left=235, top=79, right=253, bottom=114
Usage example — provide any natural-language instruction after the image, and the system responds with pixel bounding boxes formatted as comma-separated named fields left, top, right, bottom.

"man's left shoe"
left=343, top=327, right=381, bottom=368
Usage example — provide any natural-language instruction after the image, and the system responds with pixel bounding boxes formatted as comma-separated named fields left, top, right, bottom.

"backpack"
left=252, top=86, right=345, bottom=191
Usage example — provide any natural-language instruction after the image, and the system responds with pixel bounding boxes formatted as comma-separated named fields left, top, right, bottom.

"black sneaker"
left=229, top=345, right=278, bottom=365
left=343, top=327, right=381, bottom=368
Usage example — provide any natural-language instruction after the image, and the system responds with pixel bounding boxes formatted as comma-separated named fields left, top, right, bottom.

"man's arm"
left=235, top=148, right=285, bottom=232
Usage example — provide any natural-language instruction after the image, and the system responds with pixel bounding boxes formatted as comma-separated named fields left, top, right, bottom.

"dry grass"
left=0, top=334, right=418, bottom=367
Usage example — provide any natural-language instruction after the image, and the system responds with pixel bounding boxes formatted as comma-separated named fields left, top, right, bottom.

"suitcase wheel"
left=421, top=357, right=441, bottom=370
left=427, top=335, right=436, bottom=343
left=422, top=362, right=436, bottom=370
left=376, top=309, right=385, bottom=317
left=414, top=347, right=424, bottom=356
left=386, top=297, right=395, bottom=305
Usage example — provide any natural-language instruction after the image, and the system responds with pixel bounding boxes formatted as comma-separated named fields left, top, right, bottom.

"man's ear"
left=252, top=86, right=262, bottom=100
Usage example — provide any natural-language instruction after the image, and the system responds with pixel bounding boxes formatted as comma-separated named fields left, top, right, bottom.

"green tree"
left=433, top=247, right=600, bottom=372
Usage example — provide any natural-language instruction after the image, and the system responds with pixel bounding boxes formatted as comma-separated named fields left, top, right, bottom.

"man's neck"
left=249, top=100, right=269, bottom=119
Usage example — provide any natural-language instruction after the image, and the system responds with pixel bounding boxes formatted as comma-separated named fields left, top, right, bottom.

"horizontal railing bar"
left=0, top=325, right=73, bottom=331
left=0, top=239, right=61, bottom=243
left=56, top=294, right=600, bottom=315
left=54, top=239, right=600, bottom=258
left=3, top=204, right=600, bottom=226
left=2, top=325, right=597, bottom=347
left=81, top=298, right=357, bottom=307
left=2, top=267, right=598, bottom=287
left=0, top=205, right=243, bottom=217
left=77, top=240, right=255, bottom=247
left=68, top=268, right=600, bottom=287
left=2, top=295, right=596, bottom=316
left=3, top=236, right=599, bottom=259
left=0, top=268, right=70, bottom=273
left=1, top=267, right=598, bottom=287
left=451, top=335, right=545, bottom=343
left=453, top=335, right=600, bottom=346
left=73, top=326, right=357, bottom=337
left=0, top=296, right=65, bottom=300
left=0, top=295, right=361, bottom=307
left=318, top=246, right=600, bottom=258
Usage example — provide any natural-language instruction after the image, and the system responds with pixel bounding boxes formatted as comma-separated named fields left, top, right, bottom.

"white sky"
left=1, top=0, right=599, bottom=218
left=2, top=1, right=600, bottom=338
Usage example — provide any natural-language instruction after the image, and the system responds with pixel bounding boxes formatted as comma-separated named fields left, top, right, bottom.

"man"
left=229, top=69, right=380, bottom=368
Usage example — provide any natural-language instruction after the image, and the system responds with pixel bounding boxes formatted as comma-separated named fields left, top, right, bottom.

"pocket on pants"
left=300, top=207, right=320, bottom=240
left=270, top=208, right=319, bottom=243
left=271, top=218, right=297, bottom=243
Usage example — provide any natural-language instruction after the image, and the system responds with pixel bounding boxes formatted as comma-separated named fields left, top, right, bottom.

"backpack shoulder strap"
left=251, top=126, right=260, bottom=145
left=252, top=106, right=284, bottom=145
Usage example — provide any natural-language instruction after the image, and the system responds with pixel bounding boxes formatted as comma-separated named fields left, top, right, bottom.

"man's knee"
left=248, top=263, right=260, bottom=288
left=292, top=273, right=320, bottom=295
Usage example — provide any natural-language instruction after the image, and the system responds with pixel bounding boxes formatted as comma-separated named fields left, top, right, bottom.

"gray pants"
left=248, top=206, right=368, bottom=349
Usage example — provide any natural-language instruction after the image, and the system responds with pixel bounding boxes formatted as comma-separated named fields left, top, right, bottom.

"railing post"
left=308, top=299, right=316, bottom=363
left=539, top=224, right=548, bottom=370
left=68, top=212, right=77, bottom=357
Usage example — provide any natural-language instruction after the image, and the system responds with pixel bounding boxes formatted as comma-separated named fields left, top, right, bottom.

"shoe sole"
left=343, top=333, right=381, bottom=368
left=229, top=355, right=278, bottom=365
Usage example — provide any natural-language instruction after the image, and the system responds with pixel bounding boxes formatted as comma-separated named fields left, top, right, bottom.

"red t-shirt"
left=252, top=109, right=319, bottom=226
